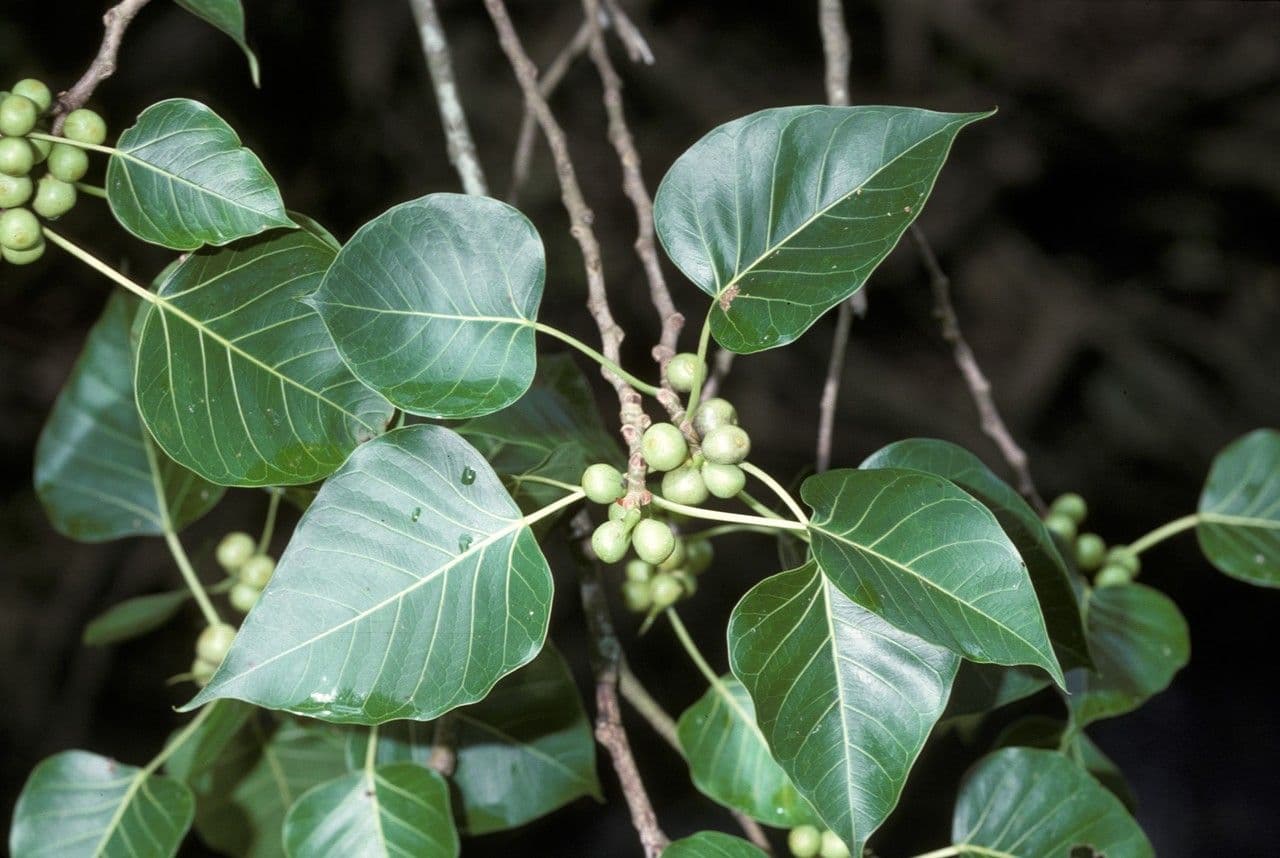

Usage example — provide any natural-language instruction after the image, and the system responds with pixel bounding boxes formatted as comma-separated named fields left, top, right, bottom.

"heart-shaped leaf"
left=170, top=715, right=349, bottom=858
left=35, top=293, right=224, bottom=541
left=458, top=354, right=621, bottom=515
left=1197, top=428, right=1280, bottom=586
left=995, top=716, right=1137, bottom=811
left=664, top=832, right=769, bottom=858
left=803, top=468, right=1065, bottom=684
left=135, top=218, right=393, bottom=487
left=677, top=674, right=819, bottom=828
left=861, top=438, right=1091, bottom=669
left=283, top=763, right=458, bottom=858
left=654, top=105, right=990, bottom=353
left=728, top=561, right=958, bottom=853
left=310, top=194, right=544, bottom=419
left=174, top=1, right=260, bottom=86
left=183, top=425, right=575, bottom=723
left=83, top=589, right=191, bottom=646
left=11, top=750, right=194, bottom=858
left=449, top=645, right=601, bottom=834
left=1067, top=582, right=1189, bottom=729
left=950, top=748, right=1152, bottom=858
left=107, top=99, right=294, bottom=249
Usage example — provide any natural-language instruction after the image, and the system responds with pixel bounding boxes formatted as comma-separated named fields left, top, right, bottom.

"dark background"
left=2, top=1, right=1279, bottom=856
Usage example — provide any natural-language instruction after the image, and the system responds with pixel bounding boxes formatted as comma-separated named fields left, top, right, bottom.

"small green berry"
left=29, top=135, right=51, bottom=164
left=625, top=559, right=654, bottom=583
left=592, top=521, right=631, bottom=564
left=1095, top=565, right=1132, bottom=588
left=633, top=518, right=676, bottom=565
left=196, top=622, right=237, bottom=664
left=641, top=423, right=689, bottom=472
left=702, top=462, right=746, bottom=498
left=649, top=572, right=683, bottom=609
left=191, top=657, right=218, bottom=686
left=662, top=464, right=709, bottom=506
left=787, top=825, right=822, bottom=858
left=608, top=502, right=641, bottom=530
left=11, top=79, right=52, bottom=113
left=819, top=830, right=850, bottom=858
left=2, top=239, right=44, bottom=265
left=582, top=463, right=627, bottom=505
left=238, top=554, right=276, bottom=589
left=46, top=143, right=88, bottom=182
left=228, top=582, right=260, bottom=613
left=666, top=352, right=705, bottom=393
left=0, top=207, right=41, bottom=250
left=672, top=570, right=698, bottom=597
left=62, top=108, right=108, bottom=145
left=1050, top=492, right=1088, bottom=524
left=0, top=137, right=34, bottom=177
left=32, top=174, right=76, bottom=219
left=215, top=531, right=256, bottom=571
left=658, top=537, right=687, bottom=572
left=692, top=397, right=738, bottom=436
left=622, top=579, right=652, bottom=613
left=1043, top=512, right=1077, bottom=542
left=701, top=425, right=751, bottom=465
left=0, top=95, right=38, bottom=137
left=1075, top=533, right=1106, bottom=571
left=684, top=538, right=713, bottom=575
left=0, top=173, right=32, bottom=207
left=1106, top=546, right=1140, bottom=575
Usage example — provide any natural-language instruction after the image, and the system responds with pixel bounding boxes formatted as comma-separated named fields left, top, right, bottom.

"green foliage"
left=1198, top=428, right=1280, bottom=585
left=174, top=0, right=260, bottom=86
left=665, top=831, right=769, bottom=858
left=83, top=590, right=191, bottom=646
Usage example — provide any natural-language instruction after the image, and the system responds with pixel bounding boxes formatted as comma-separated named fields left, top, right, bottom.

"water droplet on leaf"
left=410, top=507, right=421, bottom=522
left=460, top=466, right=476, bottom=485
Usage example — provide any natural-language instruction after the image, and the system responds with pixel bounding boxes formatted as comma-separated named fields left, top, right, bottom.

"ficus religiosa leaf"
left=1066, top=582, right=1189, bottom=729
left=174, top=1, right=260, bottom=86
left=653, top=105, right=990, bottom=353
left=134, top=217, right=394, bottom=487
left=728, top=561, right=959, bottom=853
left=803, top=468, right=1066, bottom=684
left=34, top=292, right=223, bottom=541
left=663, top=831, right=769, bottom=858
left=994, top=715, right=1137, bottom=812
left=861, top=438, right=1091, bottom=670
left=1197, top=428, right=1280, bottom=586
left=10, top=751, right=194, bottom=858
left=943, top=662, right=1051, bottom=720
left=310, top=193, right=545, bottom=419
left=949, top=748, right=1152, bottom=858
left=107, top=99, right=294, bottom=249
left=183, top=425, right=576, bottom=723
left=82, top=589, right=191, bottom=646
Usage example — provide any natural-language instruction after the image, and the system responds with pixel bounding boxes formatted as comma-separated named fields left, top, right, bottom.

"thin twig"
left=816, top=298, right=854, bottom=473
left=909, top=226, right=1047, bottom=512
left=701, top=349, right=734, bottom=401
left=603, top=0, right=655, bottom=65
left=617, top=663, right=773, bottom=853
left=53, top=0, right=153, bottom=132
left=581, top=0, right=685, bottom=423
left=409, top=0, right=489, bottom=195
left=486, top=0, right=651, bottom=507
left=571, top=512, right=669, bottom=857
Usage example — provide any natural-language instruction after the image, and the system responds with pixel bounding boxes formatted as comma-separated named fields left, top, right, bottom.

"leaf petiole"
left=740, top=462, right=808, bottom=524
left=1127, top=513, right=1200, bottom=556
left=258, top=489, right=282, bottom=554
left=28, top=131, right=118, bottom=157
left=648, top=494, right=807, bottom=532
left=74, top=182, right=108, bottom=199
left=532, top=321, right=661, bottom=396
left=682, top=307, right=715, bottom=417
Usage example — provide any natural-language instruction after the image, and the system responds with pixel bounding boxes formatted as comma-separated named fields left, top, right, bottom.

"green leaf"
left=950, top=748, right=1152, bottom=858
left=1067, top=582, right=1189, bottom=729
left=310, top=194, right=544, bottom=419
left=943, top=662, right=1049, bottom=719
left=861, top=438, right=1091, bottom=669
left=677, top=674, right=819, bottom=828
left=107, top=98, right=294, bottom=250
left=175, top=716, right=349, bottom=858
left=283, top=763, right=458, bottom=858
left=34, top=293, right=223, bottom=541
left=10, top=750, right=194, bottom=858
left=83, top=589, right=191, bottom=646
left=664, top=831, right=769, bottom=858
left=174, top=1, right=260, bottom=86
left=803, top=468, right=1065, bottom=685
left=1197, top=428, right=1280, bottom=586
left=994, top=716, right=1137, bottom=812
left=727, top=561, right=958, bottom=853
left=457, top=353, right=621, bottom=515
left=449, top=645, right=601, bottom=834
left=653, top=105, right=990, bottom=353
left=165, top=701, right=255, bottom=784
left=183, top=425, right=565, bottom=723
left=135, top=218, right=393, bottom=487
